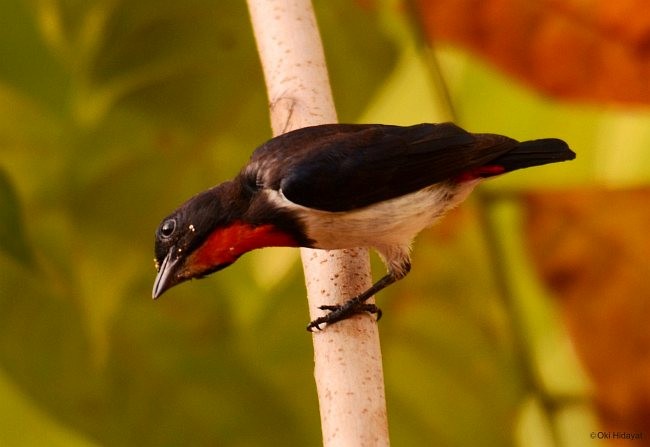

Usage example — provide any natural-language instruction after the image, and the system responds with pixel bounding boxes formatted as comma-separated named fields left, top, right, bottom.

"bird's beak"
left=152, top=250, right=180, bottom=299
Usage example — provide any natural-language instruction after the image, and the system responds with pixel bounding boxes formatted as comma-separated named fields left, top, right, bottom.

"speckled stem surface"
left=247, top=1, right=389, bottom=445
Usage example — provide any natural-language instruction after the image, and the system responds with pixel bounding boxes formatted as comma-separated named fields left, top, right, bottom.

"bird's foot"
left=306, top=297, right=382, bottom=332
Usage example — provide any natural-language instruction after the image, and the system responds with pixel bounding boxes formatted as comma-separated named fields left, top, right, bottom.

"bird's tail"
left=493, top=138, right=576, bottom=173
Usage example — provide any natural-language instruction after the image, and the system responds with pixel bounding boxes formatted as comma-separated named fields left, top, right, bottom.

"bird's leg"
left=306, top=258, right=411, bottom=332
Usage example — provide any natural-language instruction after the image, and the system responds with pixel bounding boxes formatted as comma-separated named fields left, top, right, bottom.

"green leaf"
left=0, top=369, right=98, bottom=447
left=0, top=169, right=34, bottom=266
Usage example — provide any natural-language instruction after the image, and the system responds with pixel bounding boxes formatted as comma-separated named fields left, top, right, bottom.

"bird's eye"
left=160, top=219, right=176, bottom=239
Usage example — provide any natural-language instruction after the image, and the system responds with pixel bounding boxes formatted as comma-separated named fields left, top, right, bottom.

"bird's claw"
left=306, top=300, right=382, bottom=332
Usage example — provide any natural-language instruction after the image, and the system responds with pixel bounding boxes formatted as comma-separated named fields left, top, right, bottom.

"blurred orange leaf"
left=414, top=0, right=650, bottom=104
left=525, top=188, right=650, bottom=437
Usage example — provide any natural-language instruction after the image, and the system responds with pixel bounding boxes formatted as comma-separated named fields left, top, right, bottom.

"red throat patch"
left=185, top=222, right=299, bottom=276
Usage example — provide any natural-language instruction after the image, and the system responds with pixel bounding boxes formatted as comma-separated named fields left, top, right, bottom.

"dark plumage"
left=153, top=122, right=575, bottom=330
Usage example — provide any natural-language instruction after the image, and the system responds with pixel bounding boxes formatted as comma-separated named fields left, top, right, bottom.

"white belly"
left=266, top=180, right=480, bottom=250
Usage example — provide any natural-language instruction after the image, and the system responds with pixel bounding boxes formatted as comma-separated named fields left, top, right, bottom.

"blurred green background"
left=1, top=0, right=649, bottom=445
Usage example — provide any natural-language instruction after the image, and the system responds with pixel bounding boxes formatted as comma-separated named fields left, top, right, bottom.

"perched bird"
left=152, top=122, right=575, bottom=331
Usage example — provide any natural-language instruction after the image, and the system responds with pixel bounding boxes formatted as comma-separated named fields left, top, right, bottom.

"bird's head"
left=152, top=180, right=302, bottom=299
left=152, top=183, right=245, bottom=299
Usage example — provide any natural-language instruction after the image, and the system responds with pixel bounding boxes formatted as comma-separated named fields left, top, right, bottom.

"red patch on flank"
left=189, top=222, right=299, bottom=271
left=455, top=165, right=506, bottom=182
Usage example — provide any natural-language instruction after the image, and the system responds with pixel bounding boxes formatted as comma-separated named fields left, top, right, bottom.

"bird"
left=152, top=122, right=575, bottom=331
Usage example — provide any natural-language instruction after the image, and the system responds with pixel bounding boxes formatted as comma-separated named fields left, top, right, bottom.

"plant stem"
left=246, top=1, right=389, bottom=445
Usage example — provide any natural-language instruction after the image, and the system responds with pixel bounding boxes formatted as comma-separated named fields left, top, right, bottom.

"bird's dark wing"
left=245, top=123, right=517, bottom=212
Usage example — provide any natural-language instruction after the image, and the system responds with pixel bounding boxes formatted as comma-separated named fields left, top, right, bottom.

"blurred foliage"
left=0, top=0, right=648, bottom=446
left=414, top=0, right=650, bottom=104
